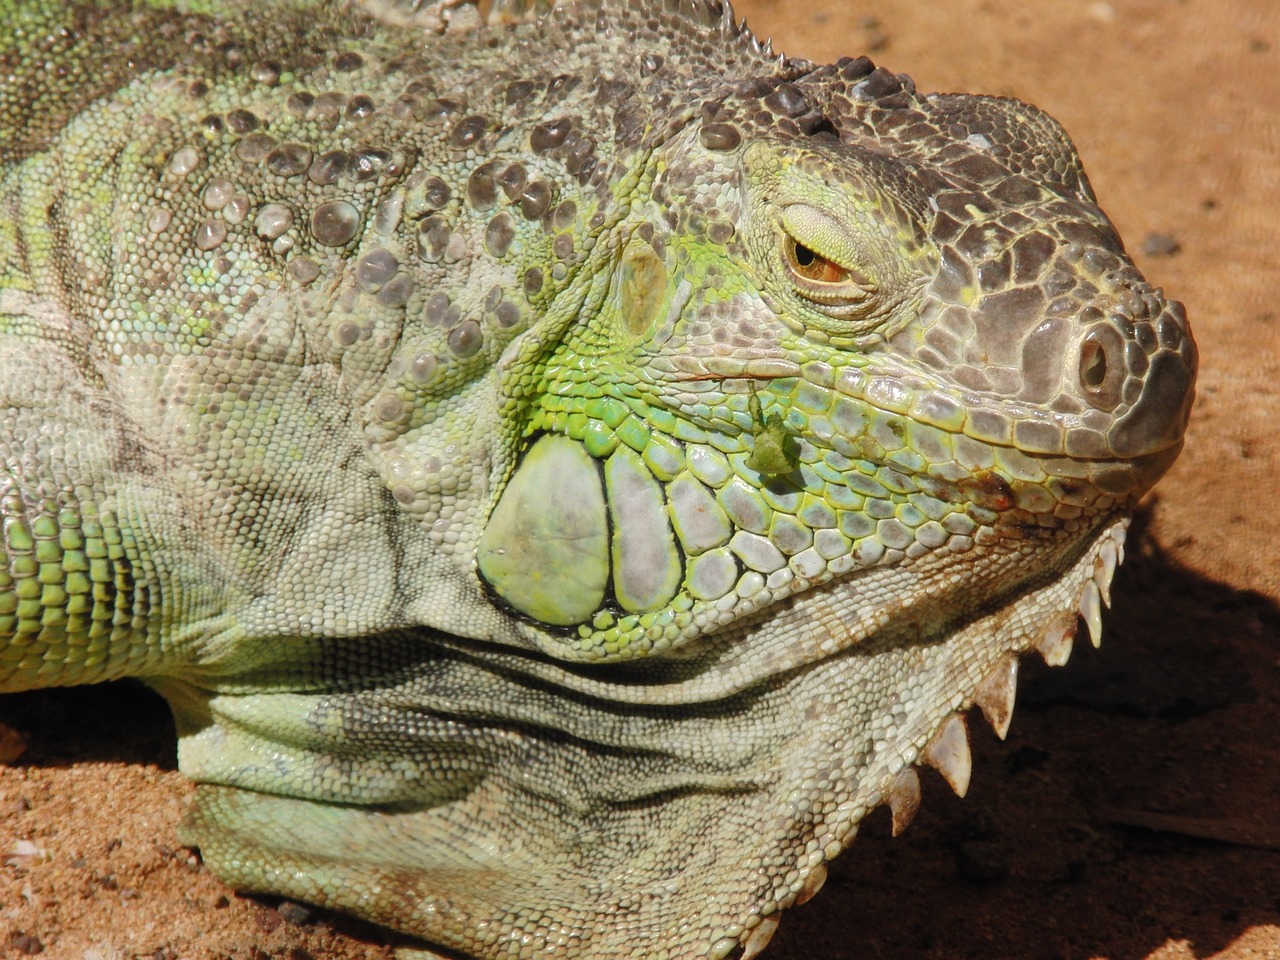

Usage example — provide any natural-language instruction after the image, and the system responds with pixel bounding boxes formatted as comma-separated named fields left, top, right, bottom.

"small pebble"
left=8, top=932, right=43, bottom=955
left=1142, top=232, right=1181, bottom=257
left=277, top=900, right=314, bottom=925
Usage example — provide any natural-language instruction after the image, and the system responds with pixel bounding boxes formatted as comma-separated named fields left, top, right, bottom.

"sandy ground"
left=2, top=1, right=1278, bottom=958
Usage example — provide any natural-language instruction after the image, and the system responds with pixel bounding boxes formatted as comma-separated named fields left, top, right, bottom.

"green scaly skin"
left=0, top=1, right=1196, bottom=957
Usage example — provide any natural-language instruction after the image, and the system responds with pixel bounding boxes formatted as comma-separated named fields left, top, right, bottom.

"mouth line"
left=662, top=357, right=1185, bottom=467
left=461, top=509, right=1127, bottom=716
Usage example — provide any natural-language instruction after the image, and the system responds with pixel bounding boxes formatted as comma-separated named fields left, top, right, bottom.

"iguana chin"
left=0, top=0, right=1196, bottom=957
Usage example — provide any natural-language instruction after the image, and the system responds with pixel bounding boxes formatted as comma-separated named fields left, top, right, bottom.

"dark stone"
left=1142, top=232, right=1182, bottom=257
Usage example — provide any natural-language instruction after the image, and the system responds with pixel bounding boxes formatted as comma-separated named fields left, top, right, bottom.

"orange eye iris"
left=786, top=237, right=849, bottom=284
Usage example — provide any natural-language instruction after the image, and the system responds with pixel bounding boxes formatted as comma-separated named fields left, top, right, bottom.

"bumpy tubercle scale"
left=0, top=1, right=1195, bottom=959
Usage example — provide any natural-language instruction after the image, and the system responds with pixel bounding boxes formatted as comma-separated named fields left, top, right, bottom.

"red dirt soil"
left=2, top=1, right=1277, bottom=958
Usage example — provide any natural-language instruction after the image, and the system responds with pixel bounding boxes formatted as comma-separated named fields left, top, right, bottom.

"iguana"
left=0, top=0, right=1197, bottom=957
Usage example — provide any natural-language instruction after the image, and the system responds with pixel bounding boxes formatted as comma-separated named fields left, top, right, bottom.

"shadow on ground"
left=4, top=506, right=1277, bottom=959
left=769, top=505, right=1280, bottom=960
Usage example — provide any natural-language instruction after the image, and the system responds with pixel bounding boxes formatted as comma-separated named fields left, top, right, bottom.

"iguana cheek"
left=666, top=473, right=733, bottom=554
left=477, top=433, right=692, bottom=626
left=604, top=445, right=682, bottom=614
left=475, top=434, right=609, bottom=626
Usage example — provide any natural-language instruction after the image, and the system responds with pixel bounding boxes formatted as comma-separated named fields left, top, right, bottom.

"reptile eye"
left=785, top=237, right=850, bottom=285
left=781, top=230, right=876, bottom=314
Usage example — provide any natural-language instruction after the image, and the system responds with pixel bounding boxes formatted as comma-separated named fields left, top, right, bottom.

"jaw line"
left=432, top=511, right=1129, bottom=714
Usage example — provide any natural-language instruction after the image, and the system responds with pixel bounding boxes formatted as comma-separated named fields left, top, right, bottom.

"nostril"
left=1080, top=339, right=1107, bottom=389
left=1078, top=326, right=1125, bottom=410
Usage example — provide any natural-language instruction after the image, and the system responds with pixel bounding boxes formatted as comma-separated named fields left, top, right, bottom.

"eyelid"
left=780, top=203, right=877, bottom=309
left=780, top=204, right=862, bottom=273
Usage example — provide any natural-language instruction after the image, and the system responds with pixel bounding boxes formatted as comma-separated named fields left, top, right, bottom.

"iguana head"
left=164, top=5, right=1195, bottom=959
left=474, top=56, right=1196, bottom=663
